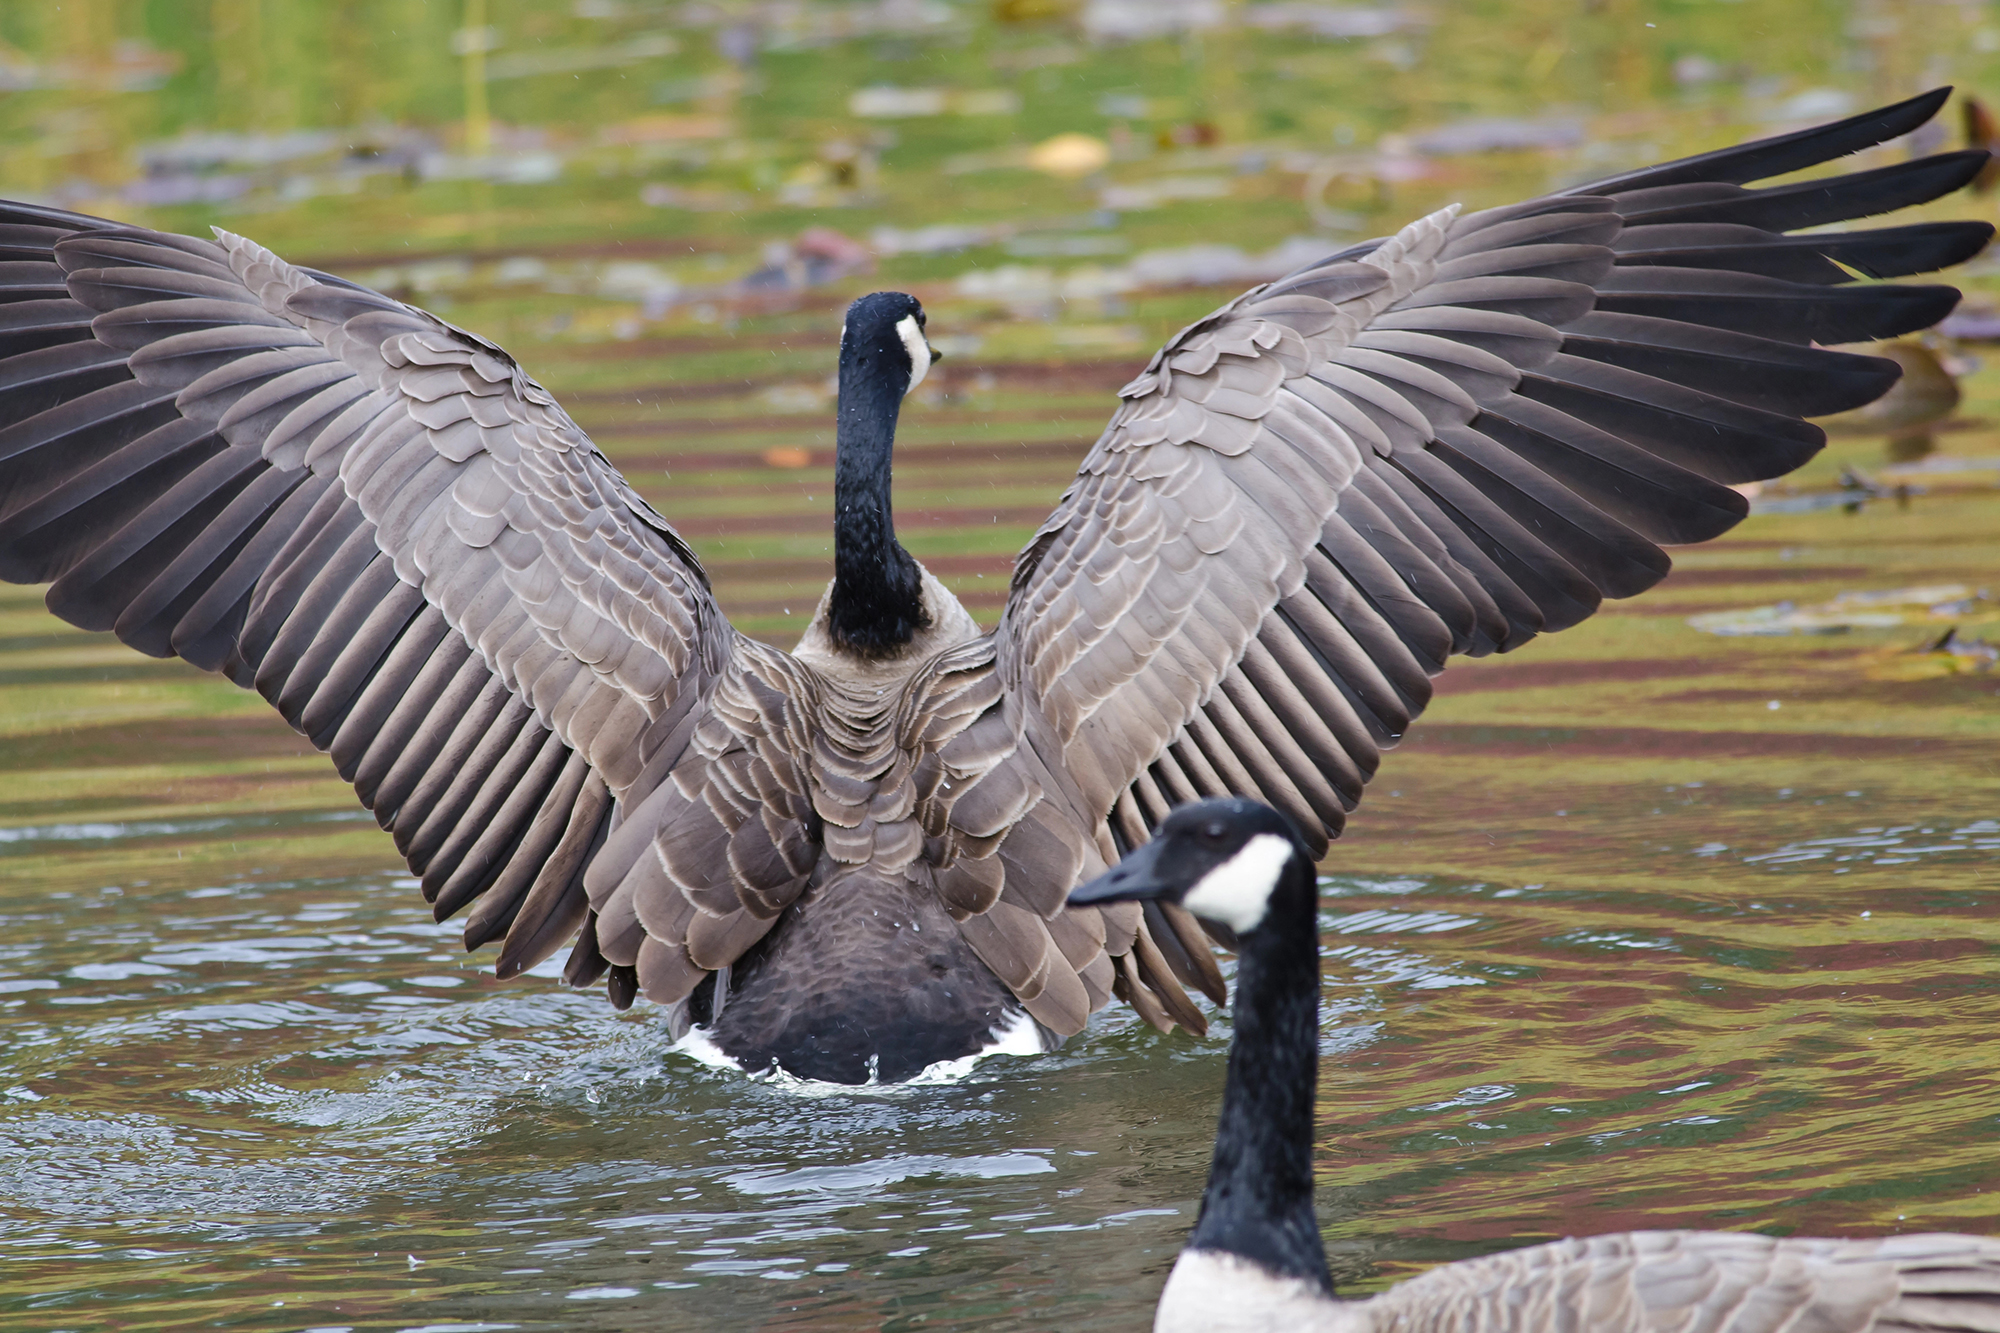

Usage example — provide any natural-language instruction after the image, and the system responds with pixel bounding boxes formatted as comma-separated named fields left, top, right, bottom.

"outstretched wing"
left=0, top=205, right=731, bottom=995
left=925, top=89, right=1991, bottom=1024
left=1366, top=1230, right=2000, bottom=1332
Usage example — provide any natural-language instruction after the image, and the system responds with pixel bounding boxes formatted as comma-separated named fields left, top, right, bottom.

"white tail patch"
left=1181, top=833, right=1293, bottom=933
left=670, top=1008, right=1042, bottom=1092
left=895, top=313, right=932, bottom=392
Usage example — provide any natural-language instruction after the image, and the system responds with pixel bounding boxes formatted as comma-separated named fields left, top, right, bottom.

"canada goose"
left=1071, top=798, right=2000, bottom=1333
left=0, top=91, right=1989, bottom=1085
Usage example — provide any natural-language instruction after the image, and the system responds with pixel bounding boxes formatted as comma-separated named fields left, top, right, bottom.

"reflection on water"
left=0, top=860, right=1217, bottom=1331
left=0, top=811, right=375, bottom=855
left=1, top=0, right=1999, bottom=1328
left=3, top=800, right=1997, bottom=1329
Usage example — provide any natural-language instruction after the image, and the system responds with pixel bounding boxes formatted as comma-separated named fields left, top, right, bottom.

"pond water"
left=3, top=797, right=1997, bottom=1331
left=3, top=1, right=2000, bottom=1329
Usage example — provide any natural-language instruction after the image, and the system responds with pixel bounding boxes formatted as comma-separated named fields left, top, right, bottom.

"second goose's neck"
left=1188, top=855, right=1335, bottom=1293
left=828, top=348, right=926, bottom=657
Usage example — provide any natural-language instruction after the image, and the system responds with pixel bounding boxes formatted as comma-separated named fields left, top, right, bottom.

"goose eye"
left=1203, top=822, right=1226, bottom=840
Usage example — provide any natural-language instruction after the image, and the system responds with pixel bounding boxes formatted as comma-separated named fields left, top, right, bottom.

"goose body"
left=1071, top=800, right=2000, bottom=1333
left=0, top=91, right=1989, bottom=1083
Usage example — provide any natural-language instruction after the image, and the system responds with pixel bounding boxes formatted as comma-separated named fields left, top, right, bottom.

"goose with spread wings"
left=0, top=90, right=1988, bottom=1084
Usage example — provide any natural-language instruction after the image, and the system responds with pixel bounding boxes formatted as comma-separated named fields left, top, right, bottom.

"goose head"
left=839, top=291, right=940, bottom=397
left=1068, top=796, right=1313, bottom=936
left=1070, top=799, right=1336, bottom=1307
left=821, top=292, right=945, bottom=659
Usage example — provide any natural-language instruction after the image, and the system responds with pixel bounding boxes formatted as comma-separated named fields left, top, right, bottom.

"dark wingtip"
left=1916, top=148, right=1997, bottom=198
left=1563, top=87, right=1958, bottom=197
left=0, top=201, right=119, bottom=233
left=1813, top=352, right=1906, bottom=417
left=1860, top=283, right=1969, bottom=343
left=1818, top=220, right=1995, bottom=279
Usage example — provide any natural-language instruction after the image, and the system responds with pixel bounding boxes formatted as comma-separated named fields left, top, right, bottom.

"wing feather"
left=974, top=91, right=1987, bottom=1012
left=1364, top=1230, right=2000, bottom=1333
left=0, top=211, right=731, bottom=996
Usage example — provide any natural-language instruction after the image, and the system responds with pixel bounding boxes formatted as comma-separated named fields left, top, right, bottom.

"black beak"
left=927, top=342, right=943, bottom=363
left=1068, top=837, right=1172, bottom=908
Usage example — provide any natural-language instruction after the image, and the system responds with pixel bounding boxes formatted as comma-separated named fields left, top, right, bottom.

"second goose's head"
left=1068, top=797, right=1312, bottom=937
left=1070, top=802, right=1337, bottom=1312
left=827, top=292, right=943, bottom=658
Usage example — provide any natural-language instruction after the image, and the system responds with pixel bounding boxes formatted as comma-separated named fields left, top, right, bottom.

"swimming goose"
left=1071, top=798, right=2000, bottom=1333
left=0, top=91, right=1988, bottom=1084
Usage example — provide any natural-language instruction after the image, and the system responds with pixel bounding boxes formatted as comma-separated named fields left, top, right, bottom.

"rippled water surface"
left=5, top=0, right=2000, bottom=1328
left=4, top=796, right=1998, bottom=1331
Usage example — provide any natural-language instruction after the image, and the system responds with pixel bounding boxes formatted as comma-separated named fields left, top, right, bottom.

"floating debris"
left=1673, top=54, right=1729, bottom=87
left=759, top=381, right=835, bottom=415
left=594, top=261, right=681, bottom=312
left=990, top=41, right=1083, bottom=69
left=1688, top=584, right=1993, bottom=636
left=601, top=113, right=733, bottom=144
left=872, top=222, right=1012, bottom=256
left=1054, top=323, right=1144, bottom=348
left=1409, top=115, right=1585, bottom=156
left=419, top=149, right=566, bottom=184
left=0, top=38, right=179, bottom=92
left=849, top=86, right=1020, bottom=117
left=483, top=32, right=679, bottom=80
left=672, top=0, right=962, bottom=52
left=1881, top=454, right=2000, bottom=477
left=1099, top=174, right=1232, bottom=209
left=640, top=182, right=752, bottom=211
left=1006, top=234, right=1129, bottom=257
left=1938, top=303, right=2000, bottom=340
left=1916, top=627, right=1999, bottom=671
left=123, top=126, right=434, bottom=208
left=1749, top=466, right=1901, bottom=515
left=1029, top=134, right=1113, bottom=178
left=138, top=129, right=348, bottom=172
left=1083, top=1, right=1419, bottom=43
left=1761, top=87, right=1858, bottom=123
left=953, top=234, right=1344, bottom=311
left=1244, top=5, right=1420, bottom=39
left=738, top=227, right=874, bottom=294
left=1083, top=0, right=1225, bottom=41
left=1098, top=93, right=1155, bottom=119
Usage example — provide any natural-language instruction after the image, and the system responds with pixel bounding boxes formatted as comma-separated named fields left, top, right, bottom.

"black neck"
left=828, top=345, right=927, bottom=656
left=1185, top=853, right=1334, bottom=1292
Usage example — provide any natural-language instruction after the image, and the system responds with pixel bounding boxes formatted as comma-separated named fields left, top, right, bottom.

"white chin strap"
left=895, top=314, right=931, bottom=393
left=1181, top=833, right=1294, bottom=933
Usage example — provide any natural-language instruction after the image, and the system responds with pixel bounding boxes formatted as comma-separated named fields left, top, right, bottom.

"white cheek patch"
left=895, top=313, right=931, bottom=392
left=1180, top=833, right=1293, bottom=933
